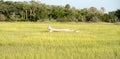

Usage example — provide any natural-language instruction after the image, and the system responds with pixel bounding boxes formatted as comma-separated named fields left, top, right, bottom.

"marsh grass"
left=0, top=22, right=120, bottom=59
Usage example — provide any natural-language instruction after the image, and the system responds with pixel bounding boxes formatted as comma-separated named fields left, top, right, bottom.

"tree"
left=0, top=0, right=119, bottom=22
left=115, top=9, right=120, bottom=22
left=0, top=14, right=5, bottom=21
left=102, top=12, right=118, bottom=23
left=89, top=7, right=97, bottom=13
left=108, top=12, right=118, bottom=23
left=0, top=0, right=4, bottom=2
left=100, top=7, right=105, bottom=14
left=65, top=4, right=70, bottom=10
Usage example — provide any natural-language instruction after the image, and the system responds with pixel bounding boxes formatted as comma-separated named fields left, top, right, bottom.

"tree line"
left=0, top=0, right=120, bottom=23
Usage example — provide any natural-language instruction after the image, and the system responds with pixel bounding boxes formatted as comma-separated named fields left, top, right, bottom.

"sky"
left=4, top=0, right=120, bottom=13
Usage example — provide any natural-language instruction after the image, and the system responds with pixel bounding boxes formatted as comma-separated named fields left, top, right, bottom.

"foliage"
left=0, top=0, right=120, bottom=22
left=0, top=13, right=5, bottom=21
left=115, top=9, right=120, bottom=22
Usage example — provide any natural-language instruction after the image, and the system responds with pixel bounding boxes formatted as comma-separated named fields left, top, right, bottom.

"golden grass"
left=0, top=22, right=120, bottom=59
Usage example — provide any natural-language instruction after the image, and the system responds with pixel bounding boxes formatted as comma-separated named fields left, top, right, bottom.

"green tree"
left=115, top=9, right=120, bottom=22
left=0, top=0, right=119, bottom=22
left=108, top=12, right=118, bottom=23
left=102, top=12, right=118, bottom=23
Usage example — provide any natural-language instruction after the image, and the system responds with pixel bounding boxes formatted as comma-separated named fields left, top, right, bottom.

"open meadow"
left=0, top=22, right=120, bottom=59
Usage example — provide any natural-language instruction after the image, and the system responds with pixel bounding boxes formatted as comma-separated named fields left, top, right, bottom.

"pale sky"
left=4, top=0, right=120, bottom=13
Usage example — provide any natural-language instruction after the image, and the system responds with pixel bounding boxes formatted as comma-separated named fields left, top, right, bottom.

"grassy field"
left=0, top=22, right=120, bottom=59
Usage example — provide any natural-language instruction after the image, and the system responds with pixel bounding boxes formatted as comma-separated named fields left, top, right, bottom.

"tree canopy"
left=0, top=0, right=120, bottom=23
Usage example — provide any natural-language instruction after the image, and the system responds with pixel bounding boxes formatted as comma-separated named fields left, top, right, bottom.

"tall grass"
left=0, top=22, right=120, bottom=59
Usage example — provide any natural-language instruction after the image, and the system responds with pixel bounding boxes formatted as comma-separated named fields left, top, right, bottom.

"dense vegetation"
left=0, top=0, right=120, bottom=22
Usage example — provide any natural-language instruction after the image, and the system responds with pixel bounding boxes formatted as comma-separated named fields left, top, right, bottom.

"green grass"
left=0, top=22, right=120, bottom=59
